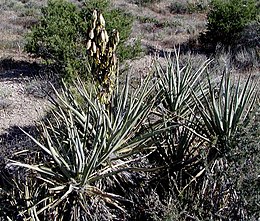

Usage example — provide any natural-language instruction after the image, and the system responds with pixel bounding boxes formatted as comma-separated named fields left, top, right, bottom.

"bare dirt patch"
left=0, top=57, right=51, bottom=135
left=0, top=79, right=50, bottom=135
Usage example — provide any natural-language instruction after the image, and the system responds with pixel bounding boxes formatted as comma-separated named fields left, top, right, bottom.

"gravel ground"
left=0, top=78, right=50, bottom=135
left=0, top=55, right=51, bottom=135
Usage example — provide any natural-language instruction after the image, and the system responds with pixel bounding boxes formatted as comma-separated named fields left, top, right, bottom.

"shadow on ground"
left=0, top=125, right=39, bottom=162
left=0, top=58, right=41, bottom=80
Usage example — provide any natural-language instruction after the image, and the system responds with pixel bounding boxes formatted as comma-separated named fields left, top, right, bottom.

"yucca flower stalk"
left=86, top=10, right=120, bottom=104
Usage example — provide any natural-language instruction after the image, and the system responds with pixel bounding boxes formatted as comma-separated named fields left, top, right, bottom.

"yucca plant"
left=0, top=151, right=50, bottom=221
left=148, top=51, right=211, bottom=203
left=148, top=119, right=207, bottom=191
left=193, top=71, right=258, bottom=155
left=6, top=11, right=166, bottom=219
left=153, top=49, right=211, bottom=169
left=155, top=49, right=210, bottom=119
left=7, top=73, right=164, bottom=220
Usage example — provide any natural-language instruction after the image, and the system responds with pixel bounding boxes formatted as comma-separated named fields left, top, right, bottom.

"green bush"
left=25, top=0, right=139, bottom=80
left=201, top=0, right=258, bottom=49
left=25, top=0, right=87, bottom=79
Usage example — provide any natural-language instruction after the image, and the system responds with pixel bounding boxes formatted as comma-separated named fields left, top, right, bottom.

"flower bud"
left=89, top=29, right=94, bottom=40
left=99, top=14, right=105, bottom=27
left=92, top=42, right=97, bottom=54
left=115, top=31, right=120, bottom=45
left=104, top=30, right=109, bottom=43
left=86, top=40, right=92, bottom=50
left=101, top=44, right=106, bottom=54
left=101, top=30, right=106, bottom=42
left=92, top=10, right=97, bottom=22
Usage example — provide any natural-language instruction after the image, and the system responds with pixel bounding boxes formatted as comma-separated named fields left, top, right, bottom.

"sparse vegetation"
left=0, top=0, right=259, bottom=220
left=169, top=0, right=210, bottom=14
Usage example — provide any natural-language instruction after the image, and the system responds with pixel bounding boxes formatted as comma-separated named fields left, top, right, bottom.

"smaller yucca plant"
left=150, top=51, right=211, bottom=199
left=155, top=49, right=210, bottom=119
left=193, top=71, right=258, bottom=154
left=0, top=160, right=49, bottom=220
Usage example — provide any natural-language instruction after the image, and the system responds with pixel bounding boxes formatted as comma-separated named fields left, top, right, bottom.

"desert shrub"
left=232, top=19, right=260, bottom=69
left=169, top=1, right=190, bottom=14
left=169, top=0, right=209, bottom=14
left=201, top=0, right=258, bottom=50
left=25, top=0, right=87, bottom=80
left=25, top=0, right=139, bottom=80
left=190, top=0, right=210, bottom=12
left=132, top=0, right=161, bottom=6
left=210, top=19, right=260, bottom=70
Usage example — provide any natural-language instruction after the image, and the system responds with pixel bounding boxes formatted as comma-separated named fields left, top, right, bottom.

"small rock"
left=0, top=99, right=12, bottom=110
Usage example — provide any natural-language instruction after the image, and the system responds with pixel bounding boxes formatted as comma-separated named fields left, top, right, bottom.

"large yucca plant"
left=6, top=10, right=165, bottom=219
left=152, top=49, right=211, bottom=170
left=7, top=73, right=164, bottom=220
